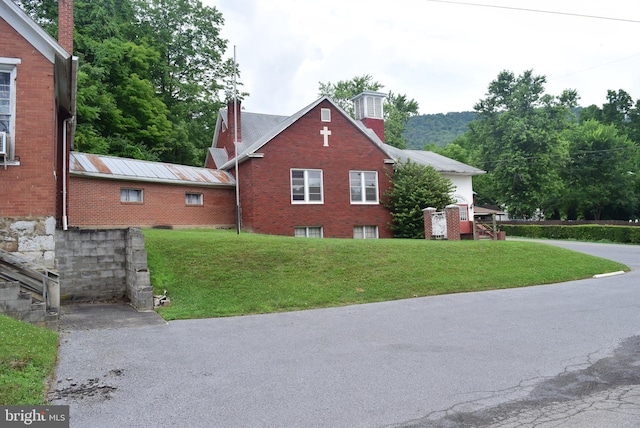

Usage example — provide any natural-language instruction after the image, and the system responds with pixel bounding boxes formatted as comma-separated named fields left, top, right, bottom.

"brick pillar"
left=423, top=207, right=436, bottom=240
left=445, top=205, right=461, bottom=241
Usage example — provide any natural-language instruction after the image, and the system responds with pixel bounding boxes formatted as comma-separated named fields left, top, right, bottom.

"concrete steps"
left=0, top=249, right=59, bottom=327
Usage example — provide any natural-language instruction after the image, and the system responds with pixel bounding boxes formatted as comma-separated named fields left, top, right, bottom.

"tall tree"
left=16, top=0, right=239, bottom=166
left=561, top=120, right=637, bottom=220
left=318, top=75, right=418, bottom=149
left=466, top=70, right=577, bottom=218
left=134, top=0, right=237, bottom=164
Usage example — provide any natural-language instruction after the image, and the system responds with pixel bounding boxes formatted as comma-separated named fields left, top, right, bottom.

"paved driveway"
left=51, top=241, right=640, bottom=427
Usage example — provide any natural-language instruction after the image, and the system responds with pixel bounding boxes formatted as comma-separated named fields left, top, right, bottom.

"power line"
left=425, top=0, right=640, bottom=24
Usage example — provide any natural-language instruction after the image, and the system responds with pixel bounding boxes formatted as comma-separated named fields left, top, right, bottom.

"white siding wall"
left=444, top=174, right=475, bottom=218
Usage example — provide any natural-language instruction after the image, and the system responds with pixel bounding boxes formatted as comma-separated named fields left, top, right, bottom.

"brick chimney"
left=226, top=99, right=242, bottom=155
left=351, top=91, right=386, bottom=142
left=58, top=0, right=73, bottom=53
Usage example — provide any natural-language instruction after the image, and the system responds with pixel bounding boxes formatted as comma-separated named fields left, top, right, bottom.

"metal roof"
left=217, top=96, right=394, bottom=170
left=210, top=96, right=484, bottom=177
left=70, top=152, right=235, bottom=187
left=382, top=145, right=485, bottom=176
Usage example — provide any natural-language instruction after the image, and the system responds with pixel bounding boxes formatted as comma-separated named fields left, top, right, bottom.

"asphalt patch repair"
left=397, top=335, right=640, bottom=427
left=48, top=369, right=123, bottom=401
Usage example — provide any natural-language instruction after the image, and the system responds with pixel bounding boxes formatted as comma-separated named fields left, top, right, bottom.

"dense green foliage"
left=16, top=0, right=238, bottom=166
left=384, top=161, right=455, bottom=238
left=0, top=315, right=58, bottom=405
left=404, top=111, right=475, bottom=149
left=318, top=75, right=419, bottom=149
left=503, top=224, right=640, bottom=244
left=466, top=70, right=579, bottom=219
left=447, top=70, right=640, bottom=221
left=143, top=229, right=628, bottom=320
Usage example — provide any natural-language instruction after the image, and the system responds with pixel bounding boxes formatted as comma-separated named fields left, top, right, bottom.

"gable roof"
left=209, top=94, right=484, bottom=177
left=211, top=96, right=394, bottom=170
left=0, top=0, right=69, bottom=63
left=70, top=152, right=235, bottom=187
left=0, top=0, right=77, bottom=115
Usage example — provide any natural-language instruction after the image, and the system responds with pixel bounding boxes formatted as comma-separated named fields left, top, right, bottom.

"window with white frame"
left=186, top=192, right=203, bottom=206
left=354, top=226, right=378, bottom=239
left=321, top=108, right=331, bottom=122
left=0, top=59, right=19, bottom=159
left=459, top=205, right=468, bottom=221
left=120, top=188, right=143, bottom=203
left=350, top=171, right=378, bottom=203
left=291, top=169, right=323, bottom=203
left=294, top=226, right=323, bottom=238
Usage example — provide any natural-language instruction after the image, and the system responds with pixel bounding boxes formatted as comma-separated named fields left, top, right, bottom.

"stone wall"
left=0, top=216, right=57, bottom=267
left=55, top=228, right=153, bottom=310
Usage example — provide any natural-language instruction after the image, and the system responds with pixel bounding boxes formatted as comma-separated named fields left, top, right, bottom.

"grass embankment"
left=144, top=229, right=628, bottom=320
left=0, top=315, right=58, bottom=404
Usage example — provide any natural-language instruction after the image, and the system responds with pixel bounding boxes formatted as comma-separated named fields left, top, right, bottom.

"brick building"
left=0, top=0, right=77, bottom=264
left=206, top=92, right=484, bottom=238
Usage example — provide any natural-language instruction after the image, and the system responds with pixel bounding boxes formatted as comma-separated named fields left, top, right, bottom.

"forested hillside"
left=403, top=112, right=475, bottom=149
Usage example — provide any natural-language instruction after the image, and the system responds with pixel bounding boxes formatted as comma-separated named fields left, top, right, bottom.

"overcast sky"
left=208, top=0, right=640, bottom=116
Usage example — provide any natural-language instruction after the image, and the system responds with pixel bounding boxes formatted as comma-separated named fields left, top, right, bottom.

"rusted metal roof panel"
left=70, top=152, right=235, bottom=186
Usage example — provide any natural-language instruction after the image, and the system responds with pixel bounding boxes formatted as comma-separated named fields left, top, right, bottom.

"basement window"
left=120, top=188, right=143, bottom=203
left=186, top=192, right=203, bottom=206
left=354, top=226, right=378, bottom=239
left=295, top=226, right=323, bottom=238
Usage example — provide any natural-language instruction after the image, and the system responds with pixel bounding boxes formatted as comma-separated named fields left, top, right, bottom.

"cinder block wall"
left=55, top=228, right=153, bottom=310
left=55, top=229, right=128, bottom=301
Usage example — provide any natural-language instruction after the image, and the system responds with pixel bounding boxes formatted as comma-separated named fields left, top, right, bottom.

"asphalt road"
left=51, top=240, right=640, bottom=427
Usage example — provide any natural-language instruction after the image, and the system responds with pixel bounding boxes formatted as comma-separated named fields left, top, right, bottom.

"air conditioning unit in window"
left=0, top=132, right=6, bottom=156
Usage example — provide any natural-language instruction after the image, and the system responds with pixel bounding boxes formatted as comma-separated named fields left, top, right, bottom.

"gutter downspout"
left=62, top=117, right=73, bottom=231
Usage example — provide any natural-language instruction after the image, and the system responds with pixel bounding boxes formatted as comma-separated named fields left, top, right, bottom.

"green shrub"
left=503, top=224, right=640, bottom=244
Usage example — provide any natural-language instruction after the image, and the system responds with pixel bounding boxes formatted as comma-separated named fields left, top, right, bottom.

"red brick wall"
left=69, top=177, right=236, bottom=228
left=445, top=205, right=461, bottom=240
left=57, top=0, right=73, bottom=53
left=237, top=100, right=394, bottom=238
left=0, top=19, right=59, bottom=218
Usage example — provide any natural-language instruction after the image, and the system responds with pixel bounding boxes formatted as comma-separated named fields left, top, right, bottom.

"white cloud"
left=210, top=0, right=640, bottom=115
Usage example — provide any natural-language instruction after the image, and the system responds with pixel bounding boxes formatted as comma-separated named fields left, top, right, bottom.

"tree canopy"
left=16, top=0, right=239, bottom=166
left=444, top=69, right=640, bottom=221
left=461, top=70, right=578, bottom=218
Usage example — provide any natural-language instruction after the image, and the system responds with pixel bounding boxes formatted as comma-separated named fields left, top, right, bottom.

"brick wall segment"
left=234, top=100, right=394, bottom=238
left=0, top=19, right=59, bottom=218
left=68, top=177, right=236, bottom=228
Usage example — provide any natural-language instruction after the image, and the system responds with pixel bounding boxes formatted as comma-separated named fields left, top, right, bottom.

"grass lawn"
left=0, top=315, right=58, bottom=405
left=144, top=229, right=629, bottom=320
